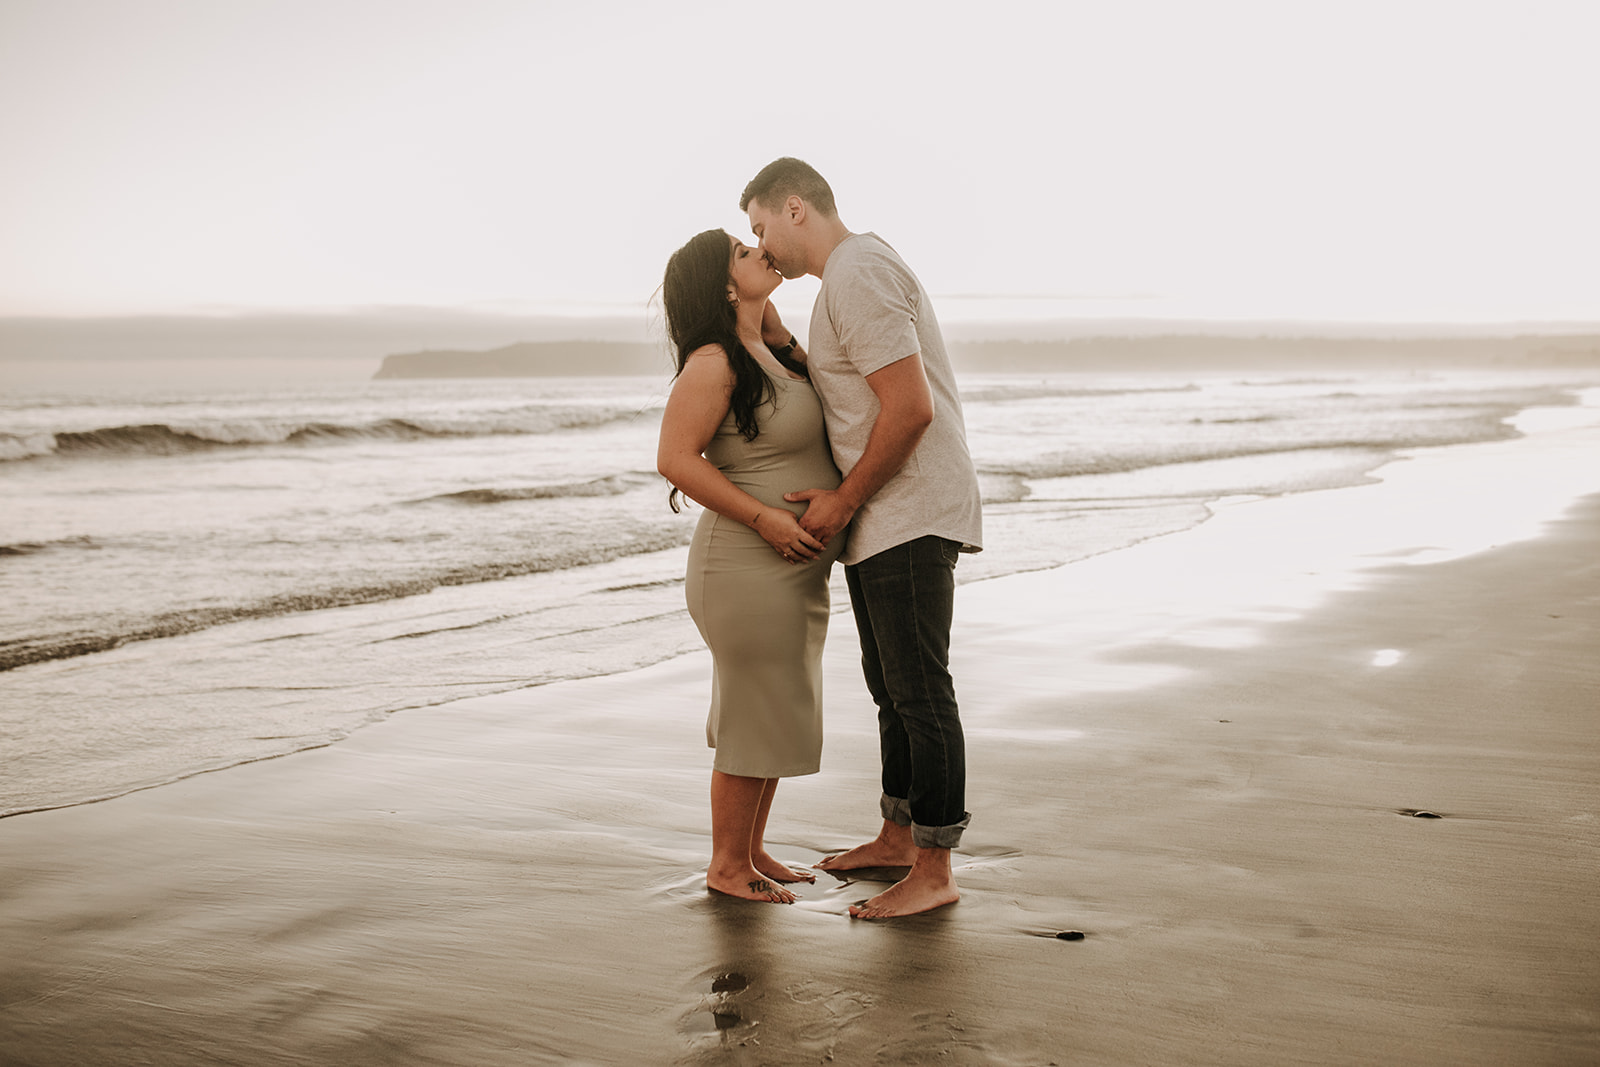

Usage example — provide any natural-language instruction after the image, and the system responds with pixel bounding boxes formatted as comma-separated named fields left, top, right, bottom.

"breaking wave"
left=0, top=525, right=693, bottom=673
left=0, top=405, right=640, bottom=463
left=410, top=473, right=655, bottom=505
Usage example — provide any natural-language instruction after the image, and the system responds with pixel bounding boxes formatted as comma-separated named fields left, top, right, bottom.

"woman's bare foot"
left=754, top=850, right=816, bottom=884
left=707, top=863, right=795, bottom=903
left=816, top=822, right=917, bottom=871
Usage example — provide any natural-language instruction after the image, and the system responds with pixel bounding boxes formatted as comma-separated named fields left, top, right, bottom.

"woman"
left=657, top=229, right=846, bottom=904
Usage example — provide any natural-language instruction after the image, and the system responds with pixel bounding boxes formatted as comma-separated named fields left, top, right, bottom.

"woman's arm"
left=760, top=301, right=806, bottom=366
left=656, top=346, right=825, bottom=562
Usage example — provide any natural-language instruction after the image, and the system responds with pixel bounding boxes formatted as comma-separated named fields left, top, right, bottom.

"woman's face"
left=727, top=235, right=781, bottom=304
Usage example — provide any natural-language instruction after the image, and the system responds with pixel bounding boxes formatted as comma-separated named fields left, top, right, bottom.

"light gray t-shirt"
left=806, top=232, right=983, bottom=566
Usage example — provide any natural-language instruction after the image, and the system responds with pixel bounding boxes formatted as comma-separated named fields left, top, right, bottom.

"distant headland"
left=3, top=312, right=1596, bottom=380
left=373, top=332, right=1600, bottom=378
left=373, top=341, right=669, bottom=378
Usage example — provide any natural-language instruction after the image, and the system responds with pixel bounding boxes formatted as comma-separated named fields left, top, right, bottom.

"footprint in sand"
left=784, top=979, right=873, bottom=1041
left=709, top=972, right=749, bottom=1031
left=679, top=969, right=758, bottom=1050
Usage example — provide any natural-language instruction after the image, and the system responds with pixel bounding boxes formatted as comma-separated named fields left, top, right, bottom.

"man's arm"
left=785, top=354, right=933, bottom=543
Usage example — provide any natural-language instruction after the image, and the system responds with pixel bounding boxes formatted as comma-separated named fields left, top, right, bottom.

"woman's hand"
left=752, top=507, right=825, bottom=564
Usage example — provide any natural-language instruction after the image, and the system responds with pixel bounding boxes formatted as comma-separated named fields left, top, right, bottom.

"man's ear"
left=786, top=194, right=806, bottom=224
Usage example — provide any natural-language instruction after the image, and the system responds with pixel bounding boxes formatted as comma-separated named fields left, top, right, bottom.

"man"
left=742, top=157, right=983, bottom=918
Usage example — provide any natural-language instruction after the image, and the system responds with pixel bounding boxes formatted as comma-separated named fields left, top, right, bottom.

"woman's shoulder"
left=680, top=342, right=738, bottom=377
left=686, top=342, right=731, bottom=362
left=674, top=343, right=736, bottom=391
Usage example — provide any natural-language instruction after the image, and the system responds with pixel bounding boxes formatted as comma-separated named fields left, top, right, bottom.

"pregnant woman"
left=656, top=228, right=845, bottom=903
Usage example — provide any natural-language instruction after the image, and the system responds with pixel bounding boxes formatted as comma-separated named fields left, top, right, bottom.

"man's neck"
left=810, top=218, right=854, bottom=278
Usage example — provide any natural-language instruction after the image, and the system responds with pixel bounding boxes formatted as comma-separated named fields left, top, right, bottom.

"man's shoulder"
left=824, top=234, right=919, bottom=298
left=835, top=232, right=908, bottom=271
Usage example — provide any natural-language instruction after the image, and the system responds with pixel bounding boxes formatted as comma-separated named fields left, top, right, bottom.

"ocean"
left=3, top=366, right=1596, bottom=817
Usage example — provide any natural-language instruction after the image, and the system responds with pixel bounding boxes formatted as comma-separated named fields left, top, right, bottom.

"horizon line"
left=3, top=306, right=1600, bottom=332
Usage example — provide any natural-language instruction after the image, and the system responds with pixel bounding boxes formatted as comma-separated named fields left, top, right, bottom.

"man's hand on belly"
left=784, top=487, right=856, bottom=546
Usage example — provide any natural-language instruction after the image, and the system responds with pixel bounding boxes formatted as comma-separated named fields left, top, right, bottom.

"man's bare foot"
left=707, top=864, right=795, bottom=903
left=816, top=840, right=916, bottom=871
left=843, top=846, right=959, bottom=918
left=754, top=851, right=816, bottom=884
left=815, top=829, right=917, bottom=872
left=848, top=869, right=959, bottom=918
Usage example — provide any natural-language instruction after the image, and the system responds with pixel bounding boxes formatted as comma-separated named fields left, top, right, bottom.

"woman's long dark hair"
left=661, top=228, right=805, bottom=511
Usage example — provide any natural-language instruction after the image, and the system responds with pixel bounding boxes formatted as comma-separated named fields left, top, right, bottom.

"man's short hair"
left=740, top=157, right=837, bottom=217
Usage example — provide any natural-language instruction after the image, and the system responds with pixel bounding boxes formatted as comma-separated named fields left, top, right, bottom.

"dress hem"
left=711, top=755, right=822, bottom=779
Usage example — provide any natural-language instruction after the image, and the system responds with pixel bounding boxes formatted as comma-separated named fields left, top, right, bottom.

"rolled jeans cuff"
left=880, top=794, right=971, bottom=850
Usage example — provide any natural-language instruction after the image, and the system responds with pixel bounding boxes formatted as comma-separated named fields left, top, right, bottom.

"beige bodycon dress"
left=686, top=365, right=845, bottom=778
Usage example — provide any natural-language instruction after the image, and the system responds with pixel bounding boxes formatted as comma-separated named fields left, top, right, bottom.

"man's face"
left=747, top=197, right=807, bottom=280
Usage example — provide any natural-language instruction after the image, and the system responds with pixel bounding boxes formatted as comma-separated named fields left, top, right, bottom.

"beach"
left=5, top=1, right=1598, bottom=1058
left=2, top=415, right=1597, bottom=1065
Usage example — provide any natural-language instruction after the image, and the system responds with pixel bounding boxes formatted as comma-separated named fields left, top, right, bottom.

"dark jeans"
left=844, top=535, right=971, bottom=849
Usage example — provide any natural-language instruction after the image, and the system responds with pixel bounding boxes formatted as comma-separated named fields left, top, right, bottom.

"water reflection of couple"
left=657, top=158, right=983, bottom=918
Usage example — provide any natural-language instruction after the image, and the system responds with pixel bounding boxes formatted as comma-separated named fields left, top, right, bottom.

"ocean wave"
left=54, top=423, right=232, bottom=456
left=0, top=535, right=98, bottom=557
left=960, top=383, right=1200, bottom=404
left=0, top=432, right=63, bottom=461
left=0, top=526, right=694, bottom=673
left=411, top=472, right=656, bottom=505
left=978, top=472, right=1032, bottom=505
left=0, top=406, right=639, bottom=463
left=1240, top=377, right=1358, bottom=387
left=981, top=433, right=1511, bottom=482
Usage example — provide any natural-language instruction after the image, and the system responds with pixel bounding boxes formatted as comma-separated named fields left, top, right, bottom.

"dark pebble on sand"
left=1055, top=930, right=1086, bottom=941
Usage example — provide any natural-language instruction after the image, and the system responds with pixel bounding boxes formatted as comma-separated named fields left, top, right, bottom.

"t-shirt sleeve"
left=832, top=249, right=922, bottom=377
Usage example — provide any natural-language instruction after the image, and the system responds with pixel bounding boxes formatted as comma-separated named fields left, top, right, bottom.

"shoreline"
left=2, top=417, right=1598, bottom=1062
left=5, top=379, right=1594, bottom=819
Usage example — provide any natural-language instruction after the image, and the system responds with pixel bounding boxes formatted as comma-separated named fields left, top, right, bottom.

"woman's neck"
left=734, top=299, right=767, bottom=352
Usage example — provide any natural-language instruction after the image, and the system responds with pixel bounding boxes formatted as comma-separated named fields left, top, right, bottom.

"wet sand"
left=2, top=483, right=1598, bottom=1063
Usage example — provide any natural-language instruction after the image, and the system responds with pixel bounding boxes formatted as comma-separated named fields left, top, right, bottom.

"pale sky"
left=2, top=0, right=1597, bottom=325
